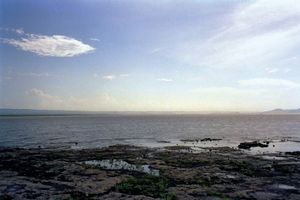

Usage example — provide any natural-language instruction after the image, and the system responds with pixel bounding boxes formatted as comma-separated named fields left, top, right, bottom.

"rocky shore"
left=0, top=145, right=299, bottom=200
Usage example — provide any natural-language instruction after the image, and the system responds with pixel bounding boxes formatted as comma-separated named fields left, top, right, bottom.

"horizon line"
left=1, top=107, right=299, bottom=114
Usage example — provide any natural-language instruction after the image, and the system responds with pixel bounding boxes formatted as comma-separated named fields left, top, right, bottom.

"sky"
left=1, top=0, right=300, bottom=112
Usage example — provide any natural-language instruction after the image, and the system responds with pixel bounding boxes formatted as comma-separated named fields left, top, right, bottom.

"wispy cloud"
left=119, top=74, right=130, bottom=77
left=93, top=73, right=100, bottom=78
left=27, top=89, right=60, bottom=100
left=189, top=86, right=265, bottom=111
left=149, top=47, right=163, bottom=54
left=94, top=73, right=130, bottom=80
left=265, top=67, right=291, bottom=74
left=15, top=28, right=24, bottom=35
left=265, top=68, right=279, bottom=74
left=25, top=88, right=122, bottom=111
left=19, top=72, right=52, bottom=77
left=0, top=27, right=24, bottom=35
left=170, top=0, right=300, bottom=70
left=238, top=78, right=300, bottom=89
left=102, top=75, right=116, bottom=80
left=26, top=88, right=63, bottom=108
left=2, top=30, right=95, bottom=57
left=157, top=78, right=173, bottom=82
left=0, top=70, right=53, bottom=80
left=90, top=38, right=100, bottom=42
left=1, top=76, right=12, bottom=80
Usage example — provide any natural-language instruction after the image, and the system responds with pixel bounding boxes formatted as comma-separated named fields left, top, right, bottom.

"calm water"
left=0, top=114, right=300, bottom=149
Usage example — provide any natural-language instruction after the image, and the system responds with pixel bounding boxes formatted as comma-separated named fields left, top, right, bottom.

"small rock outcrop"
left=238, top=141, right=269, bottom=149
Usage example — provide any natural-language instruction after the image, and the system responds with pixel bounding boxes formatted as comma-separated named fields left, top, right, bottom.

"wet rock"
left=250, top=191, right=280, bottom=200
left=156, top=140, right=171, bottom=144
left=115, top=175, right=175, bottom=199
left=0, top=194, right=13, bottom=200
left=238, top=141, right=269, bottom=149
left=289, top=194, right=300, bottom=200
left=200, top=138, right=222, bottom=142
left=180, top=139, right=197, bottom=143
left=168, top=185, right=207, bottom=200
left=286, top=151, right=300, bottom=156
left=273, top=161, right=300, bottom=174
left=100, top=192, right=157, bottom=200
left=180, top=138, right=222, bottom=143
left=164, top=146, right=191, bottom=151
left=0, top=145, right=299, bottom=200
left=270, top=184, right=297, bottom=191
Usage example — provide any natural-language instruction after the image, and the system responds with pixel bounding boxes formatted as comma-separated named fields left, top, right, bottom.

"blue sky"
left=1, top=0, right=300, bottom=112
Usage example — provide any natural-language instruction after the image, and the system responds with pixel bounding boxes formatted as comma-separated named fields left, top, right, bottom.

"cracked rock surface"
left=0, top=145, right=299, bottom=199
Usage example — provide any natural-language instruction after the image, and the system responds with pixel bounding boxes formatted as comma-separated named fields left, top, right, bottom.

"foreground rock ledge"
left=0, top=145, right=299, bottom=200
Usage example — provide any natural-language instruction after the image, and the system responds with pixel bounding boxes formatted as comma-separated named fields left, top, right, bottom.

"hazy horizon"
left=1, top=107, right=300, bottom=115
left=1, top=0, right=300, bottom=112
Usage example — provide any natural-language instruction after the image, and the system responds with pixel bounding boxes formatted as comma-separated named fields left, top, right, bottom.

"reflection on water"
left=260, top=156, right=288, bottom=160
left=272, top=184, right=297, bottom=190
left=84, top=159, right=160, bottom=176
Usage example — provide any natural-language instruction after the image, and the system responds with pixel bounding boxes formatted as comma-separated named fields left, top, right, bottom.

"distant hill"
left=264, top=108, right=300, bottom=114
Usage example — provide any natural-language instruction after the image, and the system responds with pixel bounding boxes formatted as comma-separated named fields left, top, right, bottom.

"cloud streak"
left=0, top=27, right=24, bottom=35
left=3, top=32, right=95, bottom=57
left=26, top=89, right=63, bottom=108
left=25, top=88, right=122, bottom=111
left=157, top=78, right=173, bottom=82
left=19, top=72, right=52, bottom=77
left=171, top=0, right=300, bottom=70
left=238, top=78, right=300, bottom=89
left=90, top=38, right=100, bottom=42
left=102, top=75, right=116, bottom=80
left=94, top=73, right=130, bottom=80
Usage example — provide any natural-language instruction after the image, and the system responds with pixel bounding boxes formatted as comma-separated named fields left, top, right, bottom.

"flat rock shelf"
left=0, top=145, right=299, bottom=200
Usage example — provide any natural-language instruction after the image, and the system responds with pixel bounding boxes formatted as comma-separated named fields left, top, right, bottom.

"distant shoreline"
left=1, top=113, right=300, bottom=118
left=1, top=108, right=300, bottom=116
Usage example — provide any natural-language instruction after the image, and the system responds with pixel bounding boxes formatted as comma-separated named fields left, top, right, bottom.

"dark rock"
left=0, top=145, right=299, bottom=200
left=181, top=138, right=222, bottom=143
left=156, top=140, right=171, bottom=144
left=238, top=141, right=269, bottom=149
left=200, top=138, right=222, bottom=142
left=285, top=151, right=300, bottom=156
left=0, top=194, right=13, bottom=200
left=180, top=139, right=196, bottom=142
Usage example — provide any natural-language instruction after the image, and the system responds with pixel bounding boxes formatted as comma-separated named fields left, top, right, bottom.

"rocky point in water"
left=238, top=141, right=269, bottom=149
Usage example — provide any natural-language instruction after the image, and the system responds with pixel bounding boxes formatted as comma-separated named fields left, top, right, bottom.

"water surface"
left=0, top=114, right=300, bottom=151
